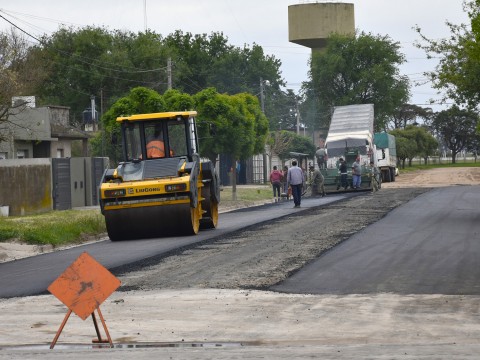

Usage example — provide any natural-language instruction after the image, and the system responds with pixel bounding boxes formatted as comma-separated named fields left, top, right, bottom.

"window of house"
left=0, top=152, right=6, bottom=159
left=17, top=150, right=28, bottom=159
left=57, top=149, right=64, bottom=158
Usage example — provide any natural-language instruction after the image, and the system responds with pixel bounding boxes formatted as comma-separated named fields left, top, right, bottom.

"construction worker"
left=309, top=164, right=326, bottom=197
left=146, top=127, right=171, bottom=158
left=147, top=138, right=166, bottom=158
left=315, top=147, right=327, bottom=169
left=370, top=161, right=381, bottom=192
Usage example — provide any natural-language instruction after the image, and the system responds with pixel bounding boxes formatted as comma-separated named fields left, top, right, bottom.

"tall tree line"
left=0, top=26, right=285, bottom=129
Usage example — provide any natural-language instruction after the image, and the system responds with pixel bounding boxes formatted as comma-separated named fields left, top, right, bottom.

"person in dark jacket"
left=337, top=158, right=348, bottom=190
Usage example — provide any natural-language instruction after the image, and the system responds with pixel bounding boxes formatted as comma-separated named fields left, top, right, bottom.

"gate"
left=52, top=158, right=71, bottom=210
left=52, top=157, right=108, bottom=210
left=91, top=157, right=107, bottom=205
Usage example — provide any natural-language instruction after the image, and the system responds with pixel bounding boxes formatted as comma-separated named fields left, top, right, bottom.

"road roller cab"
left=99, top=111, right=220, bottom=241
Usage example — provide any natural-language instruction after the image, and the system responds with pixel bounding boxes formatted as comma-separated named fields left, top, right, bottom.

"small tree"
left=0, top=28, right=48, bottom=140
left=194, top=88, right=268, bottom=200
left=431, top=105, right=478, bottom=163
left=266, top=130, right=294, bottom=167
left=390, top=125, right=438, bottom=166
left=394, top=136, right=417, bottom=169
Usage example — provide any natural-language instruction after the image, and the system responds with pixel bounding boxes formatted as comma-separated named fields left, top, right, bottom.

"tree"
left=305, top=31, right=410, bottom=131
left=194, top=88, right=268, bottom=199
left=0, top=28, right=47, bottom=140
left=29, top=27, right=285, bottom=130
left=418, top=128, right=439, bottom=165
left=389, top=104, right=434, bottom=129
left=33, top=27, right=170, bottom=125
left=389, top=125, right=437, bottom=167
left=266, top=131, right=294, bottom=165
left=392, top=135, right=417, bottom=169
left=466, top=133, right=480, bottom=161
left=431, top=105, right=479, bottom=163
left=164, top=31, right=285, bottom=129
left=268, top=130, right=315, bottom=161
left=415, top=1, right=480, bottom=111
left=91, top=87, right=167, bottom=163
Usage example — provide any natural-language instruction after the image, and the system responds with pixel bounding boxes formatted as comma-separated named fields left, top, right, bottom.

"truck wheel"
left=382, top=169, right=391, bottom=182
left=390, top=168, right=396, bottom=182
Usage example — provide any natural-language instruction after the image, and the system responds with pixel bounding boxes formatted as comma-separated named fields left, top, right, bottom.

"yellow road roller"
left=99, top=111, right=220, bottom=241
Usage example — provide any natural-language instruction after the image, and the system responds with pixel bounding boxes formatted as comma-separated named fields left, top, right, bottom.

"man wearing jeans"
left=287, top=160, right=305, bottom=208
left=352, top=156, right=362, bottom=189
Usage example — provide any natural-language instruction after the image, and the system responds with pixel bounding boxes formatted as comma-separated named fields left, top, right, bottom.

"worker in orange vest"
left=146, top=127, right=174, bottom=158
left=147, top=138, right=166, bottom=158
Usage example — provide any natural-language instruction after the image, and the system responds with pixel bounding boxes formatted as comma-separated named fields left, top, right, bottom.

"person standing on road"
left=337, top=157, right=348, bottom=190
left=370, top=161, right=380, bottom=192
left=352, top=156, right=362, bottom=189
left=269, top=166, right=283, bottom=202
left=309, top=165, right=326, bottom=197
left=287, top=160, right=304, bottom=208
left=282, top=165, right=290, bottom=200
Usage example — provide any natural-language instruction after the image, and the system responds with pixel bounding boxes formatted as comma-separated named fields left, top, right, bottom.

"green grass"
left=0, top=210, right=106, bottom=246
left=220, top=186, right=273, bottom=202
left=0, top=187, right=274, bottom=246
left=398, top=159, right=480, bottom=174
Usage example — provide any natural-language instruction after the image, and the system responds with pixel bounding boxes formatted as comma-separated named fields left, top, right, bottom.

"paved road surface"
left=273, top=185, right=480, bottom=295
left=0, top=193, right=352, bottom=298
left=1, top=186, right=479, bottom=359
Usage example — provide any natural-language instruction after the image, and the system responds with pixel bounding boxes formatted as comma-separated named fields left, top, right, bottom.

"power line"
left=0, top=11, right=168, bottom=75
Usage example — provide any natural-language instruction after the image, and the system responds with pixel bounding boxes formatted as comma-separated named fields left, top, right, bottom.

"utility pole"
left=100, top=88, right=104, bottom=156
left=295, top=95, right=301, bottom=135
left=260, top=77, right=265, bottom=113
left=259, top=77, right=270, bottom=184
left=167, top=58, right=172, bottom=90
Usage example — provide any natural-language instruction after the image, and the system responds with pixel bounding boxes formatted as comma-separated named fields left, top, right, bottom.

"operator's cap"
left=339, top=158, right=344, bottom=161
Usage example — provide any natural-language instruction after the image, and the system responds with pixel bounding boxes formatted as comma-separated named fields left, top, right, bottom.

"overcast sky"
left=0, top=0, right=470, bottom=111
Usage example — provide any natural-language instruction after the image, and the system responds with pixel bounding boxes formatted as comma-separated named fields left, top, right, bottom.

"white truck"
left=322, top=104, right=377, bottom=191
left=374, top=132, right=397, bottom=182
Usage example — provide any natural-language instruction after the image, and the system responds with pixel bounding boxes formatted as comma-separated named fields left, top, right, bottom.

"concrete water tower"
left=288, top=2, right=355, bottom=52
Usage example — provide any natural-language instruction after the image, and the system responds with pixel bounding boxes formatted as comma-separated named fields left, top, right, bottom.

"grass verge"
left=0, top=210, right=106, bottom=246
left=397, top=160, right=480, bottom=174
left=0, top=186, right=274, bottom=246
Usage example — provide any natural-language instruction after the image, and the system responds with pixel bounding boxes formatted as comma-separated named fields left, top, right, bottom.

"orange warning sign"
left=48, top=252, right=121, bottom=320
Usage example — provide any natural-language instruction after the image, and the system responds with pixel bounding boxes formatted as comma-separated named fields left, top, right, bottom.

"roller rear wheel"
left=189, top=204, right=201, bottom=235
left=200, top=186, right=219, bottom=229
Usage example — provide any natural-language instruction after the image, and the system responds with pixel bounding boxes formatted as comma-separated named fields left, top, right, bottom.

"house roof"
left=50, top=123, right=93, bottom=140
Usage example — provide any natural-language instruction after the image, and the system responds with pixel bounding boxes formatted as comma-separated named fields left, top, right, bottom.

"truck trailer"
left=374, top=132, right=397, bottom=182
left=321, top=104, right=377, bottom=192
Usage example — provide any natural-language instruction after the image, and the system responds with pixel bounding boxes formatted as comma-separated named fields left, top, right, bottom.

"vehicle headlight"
left=104, top=189, right=126, bottom=197
left=165, top=184, right=187, bottom=192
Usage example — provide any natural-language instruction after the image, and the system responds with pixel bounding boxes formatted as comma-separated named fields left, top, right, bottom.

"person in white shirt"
left=287, top=160, right=305, bottom=208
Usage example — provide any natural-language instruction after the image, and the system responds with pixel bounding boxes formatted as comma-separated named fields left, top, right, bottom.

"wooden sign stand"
left=47, top=252, right=121, bottom=349
left=50, top=306, right=113, bottom=349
